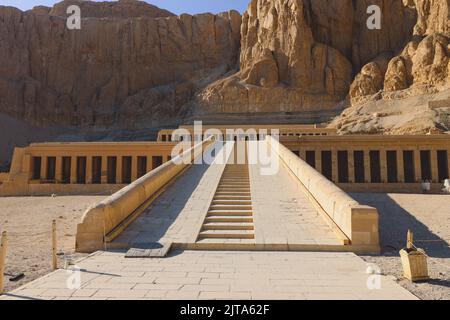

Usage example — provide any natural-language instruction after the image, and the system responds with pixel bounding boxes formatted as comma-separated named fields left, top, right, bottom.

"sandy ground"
left=0, top=196, right=106, bottom=292
left=352, top=193, right=450, bottom=300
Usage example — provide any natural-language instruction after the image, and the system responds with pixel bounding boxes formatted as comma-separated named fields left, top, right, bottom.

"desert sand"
left=352, top=193, right=450, bottom=300
left=0, top=196, right=105, bottom=292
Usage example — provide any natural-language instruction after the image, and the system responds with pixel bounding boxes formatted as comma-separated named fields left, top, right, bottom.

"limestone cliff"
left=0, top=0, right=241, bottom=130
left=0, top=0, right=449, bottom=147
left=193, top=0, right=419, bottom=122
left=350, top=0, right=449, bottom=104
left=335, top=0, right=450, bottom=134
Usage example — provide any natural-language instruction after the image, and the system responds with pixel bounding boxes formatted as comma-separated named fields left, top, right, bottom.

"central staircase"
left=197, top=143, right=254, bottom=244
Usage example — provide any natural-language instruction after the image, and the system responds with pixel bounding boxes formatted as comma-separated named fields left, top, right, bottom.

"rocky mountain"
left=0, top=0, right=449, bottom=168
left=194, top=0, right=449, bottom=129
left=0, top=0, right=241, bottom=130
left=47, top=0, right=175, bottom=18
left=334, top=0, right=450, bottom=134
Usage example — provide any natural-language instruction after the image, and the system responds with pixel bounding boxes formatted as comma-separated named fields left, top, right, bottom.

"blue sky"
left=1, top=0, right=250, bottom=14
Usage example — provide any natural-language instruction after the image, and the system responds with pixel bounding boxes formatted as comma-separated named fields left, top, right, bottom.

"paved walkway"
left=110, top=143, right=230, bottom=247
left=0, top=250, right=417, bottom=300
left=250, top=158, right=340, bottom=247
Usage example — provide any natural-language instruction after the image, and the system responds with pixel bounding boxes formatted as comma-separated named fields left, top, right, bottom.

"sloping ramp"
left=109, top=142, right=232, bottom=249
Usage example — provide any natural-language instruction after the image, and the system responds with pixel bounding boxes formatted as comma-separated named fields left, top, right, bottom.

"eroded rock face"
left=349, top=0, right=449, bottom=104
left=0, top=0, right=448, bottom=139
left=335, top=8, right=449, bottom=136
left=194, top=0, right=418, bottom=121
left=413, top=0, right=450, bottom=36
left=0, top=1, right=241, bottom=129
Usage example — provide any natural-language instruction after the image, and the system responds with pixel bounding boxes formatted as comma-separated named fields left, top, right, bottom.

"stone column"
left=348, top=149, right=354, bottom=183
left=414, top=150, right=421, bottom=182
left=101, top=156, right=108, bottom=184
left=86, top=156, right=92, bottom=184
left=70, top=156, right=77, bottom=184
left=315, top=149, right=322, bottom=174
left=430, top=149, right=438, bottom=183
left=299, top=150, right=306, bottom=162
left=116, top=156, right=123, bottom=184
left=447, top=148, right=450, bottom=180
left=331, top=149, right=338, bottom=183
left=23, top=154, right=32, bottom=180
left=131, top=156, right=138, bottom=182
left=380, top=149, right=387, bottom=183
left=40, top=156, right=47, bottom=181
left=55, top=157, right=62, bottom=183
left=146, top=155, right=153, bottom=173
left=364, top=150, right=371, bottom=183
left=397, top=150, right=404, bottom=183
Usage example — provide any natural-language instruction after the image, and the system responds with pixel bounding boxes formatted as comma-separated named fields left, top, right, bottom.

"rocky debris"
left=330, top=89, right=450, bottom=135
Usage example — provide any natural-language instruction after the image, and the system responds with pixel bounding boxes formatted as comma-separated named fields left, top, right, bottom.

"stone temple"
left=1, top=123, right=449, bottom=300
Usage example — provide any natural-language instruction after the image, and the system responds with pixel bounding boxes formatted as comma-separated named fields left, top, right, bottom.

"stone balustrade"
left=75, top=138, right=212, bottom=253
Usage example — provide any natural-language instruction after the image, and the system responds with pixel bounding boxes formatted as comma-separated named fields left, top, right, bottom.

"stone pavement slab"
left=249, top=144, right=340, bottom=247
left=1, top=250, right=417, bottom=300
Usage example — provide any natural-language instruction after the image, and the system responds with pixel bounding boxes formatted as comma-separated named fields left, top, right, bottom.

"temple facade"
left=1, top=125, right=449, bottom=196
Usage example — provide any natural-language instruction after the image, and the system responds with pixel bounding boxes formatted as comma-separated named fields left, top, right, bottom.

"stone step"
left=210, top=204, right=252, bottom=211
left=201, top=222, right=254, bottom=230
left=205, top=216, right=254, bottom=223
left=221, top=176, right=248, bottom=179
left=221, top=176, right=247, bottom=178
left=207, top=210, right=253, bottom=216
left=216, top=190, right=251, bottom=194
left=217, top=185, right=250, bottom=189
left=215, top=191, right=251, bottom=195
left=214, top=194, right=251, bottom=198
left=219, top=182, right=249, bottom=185
left=212, top=200, right=252, bottom=205
left=222, top=171, right=248, bottom=173
left=216, top=187, right=250, bottom=190
left=194, top=238, right=255, bottom=245
left=215, top=192, right=251, bottom=195
left=198, top=229, right=255, bottom=239
left=213, top=195, right=252, bottom=200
